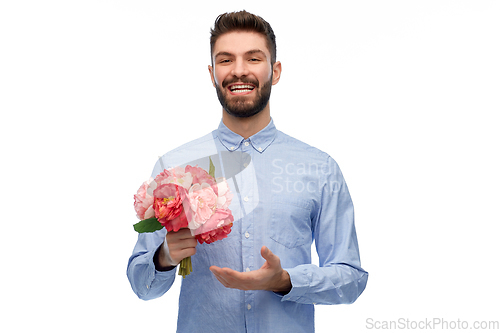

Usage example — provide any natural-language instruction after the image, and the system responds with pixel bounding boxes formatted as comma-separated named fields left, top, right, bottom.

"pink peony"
left=134, top=178, right=155, bottom=220
left=185, top=165, right=218, bottom=195
left=153, top=167, right=193, bottom=191
left=153, top=183, right=189, bottom=232
left=194, top=209, right=234, bottom=244
left=188, top=183, right=217, bottom=228
left=164, top=209, right=189, bottom=233
left=215, top=177, right=233, bottom=210
left=134, top=165, right=234, bottom=245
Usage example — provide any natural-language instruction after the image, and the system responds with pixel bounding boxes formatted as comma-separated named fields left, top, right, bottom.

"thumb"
left=261, top=246, right=278, bottom=264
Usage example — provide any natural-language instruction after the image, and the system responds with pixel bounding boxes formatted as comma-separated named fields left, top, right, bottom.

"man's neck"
left=222, top=107, right=271, bottom=139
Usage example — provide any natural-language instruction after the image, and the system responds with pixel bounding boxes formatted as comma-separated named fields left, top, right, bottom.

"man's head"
left=210, top=10, right=277, bottom=66
left=208, top=11, right=281, bottom=118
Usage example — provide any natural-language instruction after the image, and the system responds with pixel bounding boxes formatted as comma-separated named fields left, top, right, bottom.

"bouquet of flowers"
left=133, top=158, right=234, bottom=278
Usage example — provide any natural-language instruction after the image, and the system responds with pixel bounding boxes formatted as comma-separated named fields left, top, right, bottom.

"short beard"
left=215, top=77, right=272, bottom=118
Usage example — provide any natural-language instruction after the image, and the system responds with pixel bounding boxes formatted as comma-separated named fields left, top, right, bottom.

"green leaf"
left=133, top=217, right=163, bottom=233
left=209, top=156, right=215, bottom=178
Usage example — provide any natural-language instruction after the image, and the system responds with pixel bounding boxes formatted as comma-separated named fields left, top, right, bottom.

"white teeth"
left=230, top=84, right=255, bottom=92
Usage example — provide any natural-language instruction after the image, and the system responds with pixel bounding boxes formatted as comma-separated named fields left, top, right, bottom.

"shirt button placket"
left=244, top=231, right=251, bottom=273
left=241, top=139, right=255, bottom=331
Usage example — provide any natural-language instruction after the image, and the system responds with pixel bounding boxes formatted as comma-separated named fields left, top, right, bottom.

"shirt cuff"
left=148, top=246, right=177, bottom=282
left=276, top=266, right=311, bottom=303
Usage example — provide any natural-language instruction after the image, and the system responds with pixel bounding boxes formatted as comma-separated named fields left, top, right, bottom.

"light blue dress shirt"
left=127, top=119, right=368, bottom=332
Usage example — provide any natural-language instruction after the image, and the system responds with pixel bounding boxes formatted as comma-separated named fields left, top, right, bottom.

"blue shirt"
left=127, top=119, right=368, bottom=332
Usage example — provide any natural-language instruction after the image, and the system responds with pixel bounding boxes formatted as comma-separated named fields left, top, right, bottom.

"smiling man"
left=209, top=28, right=281, bottom=139
left=127, top=10, right=368, bottom=332
left=210, top=30, right=279, bottom=120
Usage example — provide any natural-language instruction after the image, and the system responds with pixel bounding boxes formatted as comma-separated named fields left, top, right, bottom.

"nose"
left=231, top=58, right=249, bottom=78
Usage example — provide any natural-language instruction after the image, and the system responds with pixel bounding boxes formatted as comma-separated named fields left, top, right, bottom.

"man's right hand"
left=155, top=228, right=197, bottom=271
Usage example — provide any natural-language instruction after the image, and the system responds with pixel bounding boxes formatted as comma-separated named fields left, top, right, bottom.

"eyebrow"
left=214, top=49, right=267, bottom=59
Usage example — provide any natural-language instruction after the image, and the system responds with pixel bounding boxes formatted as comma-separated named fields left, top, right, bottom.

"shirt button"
left=245, top=232, right=250, bottom=238
left=246, top=267, right=251, bottom=272
left=243, top=163, right=248, bottom=167
left=258, top=147, right=262, bottom=152
left=244, top=196, right=249, bottom=202
left=247, top=304, right=252, bottom=310
left=230, top=146, right=235, bottom=150
left=244, top=142, right=249, bottom=146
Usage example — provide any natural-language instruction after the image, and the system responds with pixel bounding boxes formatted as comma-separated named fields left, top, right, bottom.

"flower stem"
left=178, top=256, right=193, bottom=278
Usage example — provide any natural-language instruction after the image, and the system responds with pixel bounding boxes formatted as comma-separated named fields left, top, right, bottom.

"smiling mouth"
left=228, top=84, right=256, bottom=95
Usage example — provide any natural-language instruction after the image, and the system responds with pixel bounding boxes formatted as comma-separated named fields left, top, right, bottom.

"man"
left=127, top=10, right=368, bottom=332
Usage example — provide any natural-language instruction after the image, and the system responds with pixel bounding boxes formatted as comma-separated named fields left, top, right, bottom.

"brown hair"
left=210, top=10, right=277, bottom=65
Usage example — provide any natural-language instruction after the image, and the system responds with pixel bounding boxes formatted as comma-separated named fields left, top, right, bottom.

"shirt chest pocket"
left=270, top=197, right=313, bottom=249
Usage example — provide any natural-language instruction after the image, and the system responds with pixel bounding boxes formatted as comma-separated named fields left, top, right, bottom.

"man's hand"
left=155, top=228, right=197, bottom=270
left=209, top=246, right=292, bottom=293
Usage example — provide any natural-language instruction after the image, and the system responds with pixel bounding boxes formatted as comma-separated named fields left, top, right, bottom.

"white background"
left=1, top=1, right=499, bottom=332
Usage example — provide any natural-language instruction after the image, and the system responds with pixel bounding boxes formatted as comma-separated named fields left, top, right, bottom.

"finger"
left=260, top=246, right=278, bottom=265
left=210, top=266, right=231, bottom=287
left=209, top=266, right=221, bottom=275
left=181, top=238, right=198, bottom=248
left=213, top=274, right=230, bottom=288
left=167, top=237, right=197, bottom=251
left=220, top=268, right=256, bottom=290
left=211, top=267, right=250, bottom=285
left=210, top=266, right=238, bottom=280
left=166, top=229, right=197, bottom=248
left=168, top=228, right=195, bottom=240
left=169, top=246, right=197, bottom=265
left=178, top=247, right=197, bottom=258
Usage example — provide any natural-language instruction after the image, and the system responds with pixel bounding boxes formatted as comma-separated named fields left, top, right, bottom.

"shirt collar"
left=217, top=118, right=277, bottom=153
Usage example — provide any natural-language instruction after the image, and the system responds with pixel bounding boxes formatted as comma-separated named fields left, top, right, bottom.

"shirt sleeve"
left=280, top=156, right=368, bottom=305
left=127, top=157, right=179, bottom=300
left=126, top=228, right=177, bottom=300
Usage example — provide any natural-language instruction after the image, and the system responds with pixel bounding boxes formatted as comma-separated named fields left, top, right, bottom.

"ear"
left=272, top=61, right=282, bottom=86
left=208, top=65, right=216, bottom=87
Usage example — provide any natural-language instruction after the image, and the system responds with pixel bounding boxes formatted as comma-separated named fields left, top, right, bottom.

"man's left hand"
left=209, top=246, right=292, bottom=293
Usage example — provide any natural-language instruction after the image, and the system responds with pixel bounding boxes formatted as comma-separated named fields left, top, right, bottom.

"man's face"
left=209, top=31, right=281, bottom=118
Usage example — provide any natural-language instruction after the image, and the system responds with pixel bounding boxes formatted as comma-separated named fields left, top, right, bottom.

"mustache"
left=222, top=77, right=259, bottom=88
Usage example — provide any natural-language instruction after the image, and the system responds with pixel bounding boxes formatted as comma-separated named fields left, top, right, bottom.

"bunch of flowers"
left=133, top=158, right=233, bottom=277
